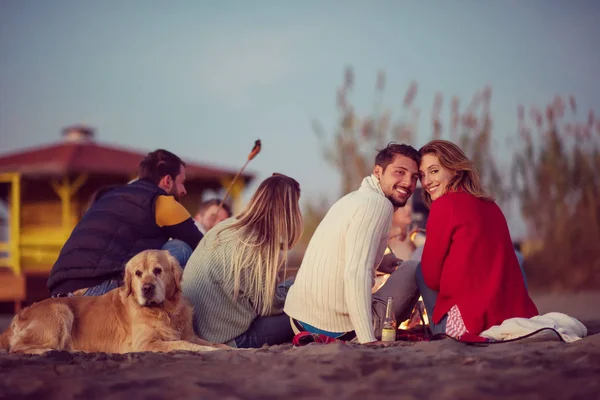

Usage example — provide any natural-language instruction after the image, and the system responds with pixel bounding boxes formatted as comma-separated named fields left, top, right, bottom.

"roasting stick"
left=218, top=140, right=261, bottom=213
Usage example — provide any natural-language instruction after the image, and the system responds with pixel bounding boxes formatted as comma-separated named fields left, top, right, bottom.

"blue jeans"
left=83, top=279, right=120, bottom=296
left=161, top=239, right=193, bottom=269
left=234, top=279, right=296, bottom=348
left=415, top=263, right=447, bottom=335
left=83, top=240, right=193, bottom=296
left=234, top=313, right=295, bottom=348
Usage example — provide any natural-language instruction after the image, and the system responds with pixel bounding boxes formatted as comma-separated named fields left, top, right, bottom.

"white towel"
left=480, top=312, right=587, bottom=343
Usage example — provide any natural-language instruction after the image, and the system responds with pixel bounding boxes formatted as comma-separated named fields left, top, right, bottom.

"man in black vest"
left=47, top=149, right=203, bottom=297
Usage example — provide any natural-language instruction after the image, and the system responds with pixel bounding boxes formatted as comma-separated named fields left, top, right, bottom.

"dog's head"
left=122, top=249, right=183, bottom=307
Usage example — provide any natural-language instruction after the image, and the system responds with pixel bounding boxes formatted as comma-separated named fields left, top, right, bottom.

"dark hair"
left=138, top=149, right=186, bottom=185
left=375, top=142, right=420, bottom=171
left=197, top=199, right=232, bottom=217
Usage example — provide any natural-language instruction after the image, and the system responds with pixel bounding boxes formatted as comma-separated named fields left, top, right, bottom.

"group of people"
left=47, top=140, right=539, bottom=348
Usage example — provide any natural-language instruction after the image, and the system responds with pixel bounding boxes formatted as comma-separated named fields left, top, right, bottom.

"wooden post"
left=51, top=174, right=88, bottom=237
left=0, top=172, right=21, bottom=276
left=0, top=172, right=23, bottom=313
left=10, top=173, right=21, bottom=276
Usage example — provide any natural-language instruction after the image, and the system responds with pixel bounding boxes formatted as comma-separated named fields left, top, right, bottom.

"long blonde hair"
left=216, top=173, right=303, bottom=315
left=419, top=140, right=494, bottom=208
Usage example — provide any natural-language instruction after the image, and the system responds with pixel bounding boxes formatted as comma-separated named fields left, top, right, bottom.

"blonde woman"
left=417, top=140, right=538, bottom=339
left=182, top=173, right=303, bottom=348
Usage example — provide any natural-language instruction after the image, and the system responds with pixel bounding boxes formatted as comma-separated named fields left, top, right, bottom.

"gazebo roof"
left=0, top=127, right=254, bottom=188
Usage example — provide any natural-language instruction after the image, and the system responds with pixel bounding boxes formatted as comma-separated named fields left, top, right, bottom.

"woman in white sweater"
left=182, top=173, right=303, bottom=348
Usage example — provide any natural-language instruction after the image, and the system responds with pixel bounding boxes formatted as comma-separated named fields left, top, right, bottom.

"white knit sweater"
left=284, top=175, right=394, bottom=343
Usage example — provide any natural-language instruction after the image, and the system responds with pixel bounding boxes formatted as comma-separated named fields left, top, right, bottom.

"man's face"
left=163, top=165, right=187, bottom=201
left=200, top=205, right=230, bottom=231
left=374, top=155, right=419, bottom=208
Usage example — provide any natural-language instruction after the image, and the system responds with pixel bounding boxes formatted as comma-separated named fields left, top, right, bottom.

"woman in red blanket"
left=416, top=140, right=538, bottom=339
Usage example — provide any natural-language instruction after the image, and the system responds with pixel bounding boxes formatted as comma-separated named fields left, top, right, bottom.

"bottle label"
left=381, top=328, right=396, bottom=342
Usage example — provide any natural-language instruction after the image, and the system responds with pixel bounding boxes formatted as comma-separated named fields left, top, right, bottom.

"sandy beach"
left=1, top=292, right=599, bottom=400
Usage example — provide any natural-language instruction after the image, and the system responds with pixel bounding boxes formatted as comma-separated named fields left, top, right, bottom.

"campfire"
left=373, top=259, right=429, bottom=333
left=399, top=296, right=429, bottom=330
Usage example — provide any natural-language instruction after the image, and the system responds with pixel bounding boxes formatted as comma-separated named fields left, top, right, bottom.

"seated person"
left=47, top=149, right=202, bottom=297
left=182, top=173, right=303, bottom=348
left=194, top=199, right=232, bottom=234
left=387, top=199, right=417, bottom=262
left=284, top=143, right=422, bottom=344
left=416, top=140, right=538, bottom=338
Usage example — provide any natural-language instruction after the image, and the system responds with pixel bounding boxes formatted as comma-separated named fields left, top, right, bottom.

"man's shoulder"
left=326, top=189, right=392, bottom=223
left=338, top=187, right=390, bottom=207
left=155, top=195, right=187, bottom=211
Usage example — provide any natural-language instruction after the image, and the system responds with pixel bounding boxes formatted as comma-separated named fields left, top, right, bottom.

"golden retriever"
left=0, top=249, right=229, bottom=354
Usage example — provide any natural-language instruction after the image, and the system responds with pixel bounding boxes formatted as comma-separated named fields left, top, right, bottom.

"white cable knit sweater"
left=284, top=175, right=393, bottom=343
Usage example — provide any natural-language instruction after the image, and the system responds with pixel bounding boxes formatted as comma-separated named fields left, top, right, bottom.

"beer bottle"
left=381, top=296, right=397, bottom=342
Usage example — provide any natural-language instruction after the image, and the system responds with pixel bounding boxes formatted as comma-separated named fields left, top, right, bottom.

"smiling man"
left=285, top=143, right=422, bottom=344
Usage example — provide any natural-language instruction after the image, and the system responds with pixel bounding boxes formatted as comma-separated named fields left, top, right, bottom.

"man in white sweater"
left=284, top=143, right=421, bottom=344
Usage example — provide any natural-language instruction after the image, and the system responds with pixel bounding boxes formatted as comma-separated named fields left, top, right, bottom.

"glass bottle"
left=381, top=296, right=397, bottom=342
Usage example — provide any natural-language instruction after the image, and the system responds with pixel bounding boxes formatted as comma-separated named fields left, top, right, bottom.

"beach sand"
left=1, top=292, right=599, bottom=400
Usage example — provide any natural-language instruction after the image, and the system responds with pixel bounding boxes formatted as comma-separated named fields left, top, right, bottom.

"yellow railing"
left=0, top=173, right=91, bottom=275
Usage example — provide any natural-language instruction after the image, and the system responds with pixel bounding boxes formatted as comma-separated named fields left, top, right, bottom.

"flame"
left=398, top=296, right=428, bottom=330
left=372, top=273, right=390, bottom=293
left=399, top=319, right=410, bottom=330
left=421, top=297, right=429, bottom=325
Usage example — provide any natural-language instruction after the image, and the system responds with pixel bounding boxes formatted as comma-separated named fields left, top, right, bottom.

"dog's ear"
left=121, top=259, right=133, bottom=298
left=164, top=250, right=183, bottom=294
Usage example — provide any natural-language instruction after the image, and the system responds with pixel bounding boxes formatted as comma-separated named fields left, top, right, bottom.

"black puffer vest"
left=47, top=179, right=169, bottom=296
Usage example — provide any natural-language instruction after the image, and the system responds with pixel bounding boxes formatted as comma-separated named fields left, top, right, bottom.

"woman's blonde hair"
left=215, top=173, right=303, bottom=315
left=419, top=140, right=494, bottom=208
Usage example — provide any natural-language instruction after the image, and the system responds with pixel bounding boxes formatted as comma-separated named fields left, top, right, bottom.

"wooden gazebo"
left=0, top=125, right=253, bottom=310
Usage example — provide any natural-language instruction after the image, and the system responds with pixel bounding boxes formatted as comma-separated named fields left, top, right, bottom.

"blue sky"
left=1, top=0, right=599, bottom=237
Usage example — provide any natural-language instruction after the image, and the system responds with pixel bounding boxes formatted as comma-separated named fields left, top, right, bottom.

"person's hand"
left=377, top=253, right=402, bottom=274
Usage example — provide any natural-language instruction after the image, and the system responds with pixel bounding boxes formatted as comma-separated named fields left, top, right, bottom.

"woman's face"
left=419, top=153, right=454, bottom=202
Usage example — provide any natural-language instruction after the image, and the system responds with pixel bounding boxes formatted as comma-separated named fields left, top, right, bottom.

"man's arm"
left=344, top=197, right=393, bottom=344
left=155, top=195, right=203, bottom=249
left=420, top=196, right=455, bottom=291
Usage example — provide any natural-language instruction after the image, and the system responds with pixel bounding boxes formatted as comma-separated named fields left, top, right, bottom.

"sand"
left=1, top=292, right=600, bottom=400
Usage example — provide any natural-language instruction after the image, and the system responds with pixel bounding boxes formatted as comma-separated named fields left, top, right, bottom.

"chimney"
left=61, top=124, right=95, bottom=143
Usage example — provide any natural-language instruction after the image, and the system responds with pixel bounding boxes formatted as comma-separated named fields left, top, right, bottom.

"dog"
left=0, top=249, right=230, bottom=354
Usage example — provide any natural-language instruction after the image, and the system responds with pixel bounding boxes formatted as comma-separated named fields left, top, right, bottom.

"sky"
left=1, top=0, right=599, bottom=238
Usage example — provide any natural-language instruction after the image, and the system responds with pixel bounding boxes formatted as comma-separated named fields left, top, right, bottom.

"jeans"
left=234, top=280, right=296, bottom=348
left=83, top=240, right=193, bottom=297
left=161, top=239, right=193, bottom=269
left=234, top=313, right=295, bottom=348
left=83, top=279, right=121, bottom=296
left=415, top=263, right=447, bottom=335
left=372, top=260, right=421, bottom=339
